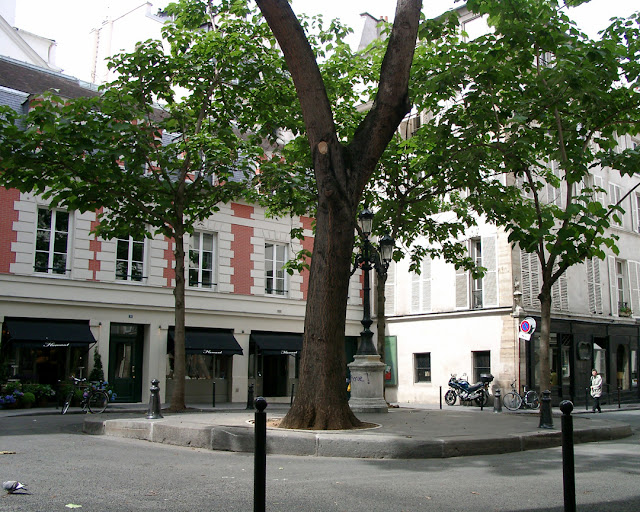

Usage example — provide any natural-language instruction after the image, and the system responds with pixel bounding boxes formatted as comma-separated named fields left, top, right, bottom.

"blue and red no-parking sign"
left=518, top=317, right=537, bottom=340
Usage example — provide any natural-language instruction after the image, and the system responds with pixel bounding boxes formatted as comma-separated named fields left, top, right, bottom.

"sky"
left=12, top=0, right=639, bottom=81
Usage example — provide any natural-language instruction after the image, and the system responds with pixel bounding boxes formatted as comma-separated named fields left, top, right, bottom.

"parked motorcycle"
left=444, top=373, right=493, bottom=406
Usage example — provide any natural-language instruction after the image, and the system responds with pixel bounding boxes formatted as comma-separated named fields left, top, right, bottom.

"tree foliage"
left=399, top=0, right=640, bottom=392
left=0, top=0, right=295, bottom=410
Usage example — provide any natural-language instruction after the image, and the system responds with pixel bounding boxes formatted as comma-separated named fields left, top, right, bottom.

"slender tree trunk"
left=170, top=222, right=187, bottom=412
left=537, top=286, right=552, bottom=398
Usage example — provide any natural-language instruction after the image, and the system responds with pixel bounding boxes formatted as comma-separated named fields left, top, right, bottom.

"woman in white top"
left=590, top=369, right=603, bottom=413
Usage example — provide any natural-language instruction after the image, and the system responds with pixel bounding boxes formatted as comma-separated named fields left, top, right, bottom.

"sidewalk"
left=2, top=401, right=634, bottom=459
left=69, top=401, right=636, bottom=460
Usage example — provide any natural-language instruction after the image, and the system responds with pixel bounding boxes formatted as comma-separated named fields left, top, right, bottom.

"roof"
left=0, top=56, right=99, bottom=99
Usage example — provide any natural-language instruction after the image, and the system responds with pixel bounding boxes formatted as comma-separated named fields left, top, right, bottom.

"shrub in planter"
left=20, top=391, right=36, bottom=408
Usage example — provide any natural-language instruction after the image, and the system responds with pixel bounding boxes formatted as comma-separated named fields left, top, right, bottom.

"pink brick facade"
left=0, top=187, right=19, bottom=274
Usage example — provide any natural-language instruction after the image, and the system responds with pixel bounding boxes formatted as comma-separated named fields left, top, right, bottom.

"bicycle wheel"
left=61, top=392, right=73, bottom=415
left=503, top=392, right=522, bottom=411
left=88, top=390, right=109, bottom=413
left=524, top=390, right=540, bottom=409
left=444, top=390, right=457, bottom=406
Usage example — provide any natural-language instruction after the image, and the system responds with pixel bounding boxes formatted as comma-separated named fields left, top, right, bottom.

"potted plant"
left=619, top=305, right=633, bottom=317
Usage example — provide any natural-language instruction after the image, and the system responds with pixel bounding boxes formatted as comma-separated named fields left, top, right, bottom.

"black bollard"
left=254, top=397, right=268, bottom=512
left=560, top=401, right=576, bottom=512
left=539, top=389, right=553, bottom=429
left=146, top=379, right=163, bottom=419
left=246, top=383, right=255, bottom=410
left=212, top=381, right=216, bottom=408
left=493, top=388, right=502, bottom=413
left=585, top=387, right=589, bottom=411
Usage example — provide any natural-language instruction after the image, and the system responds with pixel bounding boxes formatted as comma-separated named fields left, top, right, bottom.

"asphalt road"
left=1, top=411, right=639, bottom=512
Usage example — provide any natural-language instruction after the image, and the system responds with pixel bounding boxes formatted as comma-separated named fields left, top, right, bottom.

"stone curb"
left=83, top=417, right=632, bottom=459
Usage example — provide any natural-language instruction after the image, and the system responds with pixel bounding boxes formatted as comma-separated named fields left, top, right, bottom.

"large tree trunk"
left=169, top=224, right=187, bottom=412
left=258, top=0, right=421, bottom=429
left=280, top=192, right=361, bottom=429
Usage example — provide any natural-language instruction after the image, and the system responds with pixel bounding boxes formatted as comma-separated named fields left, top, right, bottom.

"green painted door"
left=109, top=324, right=143, bottom=402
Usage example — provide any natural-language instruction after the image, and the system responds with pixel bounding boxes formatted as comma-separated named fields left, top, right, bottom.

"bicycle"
left=61, top=377, right=109, bottom=414
left=502, top=380, right=540, bottom=411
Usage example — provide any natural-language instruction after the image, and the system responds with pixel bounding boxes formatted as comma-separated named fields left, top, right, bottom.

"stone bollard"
left=560, top=401, right=576, bottom=512
left=146, top=379, right=163, bottom=419
left=538, top=389, right=553, bottom=429
left=246, top=383, right=255, bottom=410
left=493, top=388, right=502, bottom=413
left=254, top=397, right=268, bottom=512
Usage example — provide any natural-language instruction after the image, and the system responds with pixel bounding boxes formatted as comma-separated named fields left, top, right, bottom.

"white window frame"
left=115, top=236, right=146, bottom=282
left=471, top=238, right=483, bottom=309
left=609, top=183, right=623, bottom=227
left=34, top=207, right=70, bottom=276
left=189, top=232, right=216, bottom=289
left=265, top=242, right=287, bottom=296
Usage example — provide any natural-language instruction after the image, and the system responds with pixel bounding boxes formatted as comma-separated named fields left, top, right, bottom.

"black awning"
left=4, top=318, right=96, bottom=348
left=168, top=327, right=243, bottom=355
left=250, top=331, right=303, bottom=355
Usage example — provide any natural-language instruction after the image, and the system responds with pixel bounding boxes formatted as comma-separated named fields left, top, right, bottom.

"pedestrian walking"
left=590, top=369, right=602, bottom=413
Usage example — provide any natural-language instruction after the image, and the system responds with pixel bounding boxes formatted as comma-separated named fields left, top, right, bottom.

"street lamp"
left=354, top=207, right=394, bottom=356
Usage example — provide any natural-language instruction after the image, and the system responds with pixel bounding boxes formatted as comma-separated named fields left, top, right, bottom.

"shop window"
left=414, top=353, right=431, bottom=383
left=472, top=350, right=490, bottom=383
left=265, top=242, right=287, bottom=296
left=116, top=236, right=145, bottom=282
left=34, top=208, right=70, bottom=275
left=594, top=338, right=607, bottom=382
left=631, top=349, right=637, bottom=389
left=189, top=232, right=216, bottom=289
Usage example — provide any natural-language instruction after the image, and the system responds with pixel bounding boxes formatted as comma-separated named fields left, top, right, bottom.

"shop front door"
left=109, top=324, right=143, bottom=402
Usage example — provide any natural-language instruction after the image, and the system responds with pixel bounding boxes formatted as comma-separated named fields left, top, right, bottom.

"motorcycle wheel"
left=474, top=390, right=488, bottom=407
left=444, top=390, right=457, bottom=406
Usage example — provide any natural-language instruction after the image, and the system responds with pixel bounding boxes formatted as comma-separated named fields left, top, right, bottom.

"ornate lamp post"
left=348, top=207, right=394, bottom=413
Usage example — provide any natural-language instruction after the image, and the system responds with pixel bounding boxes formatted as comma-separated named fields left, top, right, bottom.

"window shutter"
left=609, top=255, right=618, bottom=316
left=551, top=267, right=568, bottom=312
left=423, top=258, right=432, bottom=312
left=455, top=263, right=469, bottom=310
left=520, top=250, right=540, bottom=309
left=411, top=272, right=420, bottom=313
left=385, top=261, right=396, bottom=316
left=632, top=194, right=639, bottom=233
left=586, top=258, right=603, bottom=314
left=629, top=261, right=640, bottom=317
left=481, top=236, right=498, bottom=307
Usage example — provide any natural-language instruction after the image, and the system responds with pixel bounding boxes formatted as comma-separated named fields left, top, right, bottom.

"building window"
left=265, top=242, right=287, bottom=295
left=414, top=353, right=431, bottom=383
left=116, top=237, right=145, bottom=282
left=635, top=194, right=640, bottom=233
left=609, top=183, right=623, bottom=226
left=616, top=260, right=629, bottom=312
left=35, top=208, right=70, bottom=275
left=472, top=351, right=491, bottom=383
left=471, top=238, right=483, bottom=309
left=189, top=232, right=215, bottom=289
